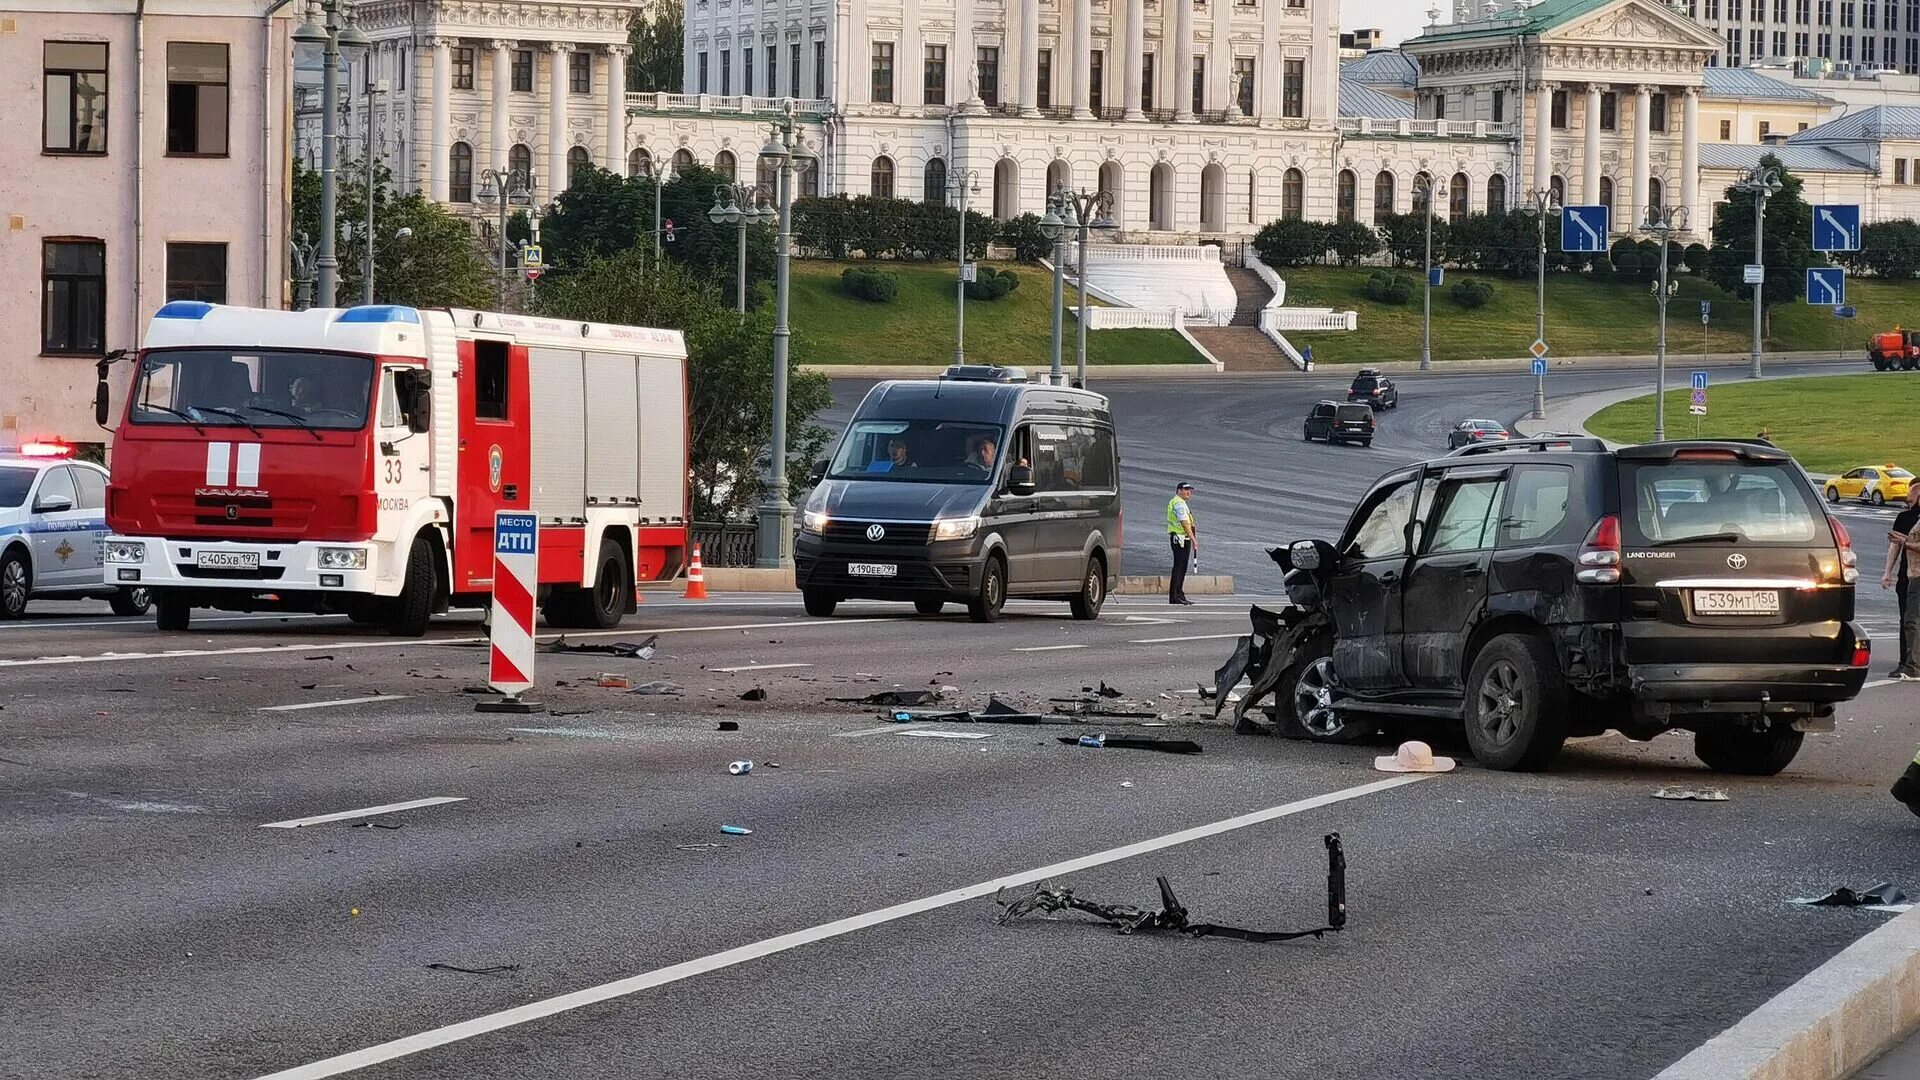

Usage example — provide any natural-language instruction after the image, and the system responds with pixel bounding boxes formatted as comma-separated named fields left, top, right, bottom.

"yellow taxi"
left=1823, top=464, right=1914, bottom=506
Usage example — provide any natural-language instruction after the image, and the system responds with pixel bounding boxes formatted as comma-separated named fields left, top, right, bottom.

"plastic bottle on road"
left=1078, top=734, right=1106, bottom=748
left=728, top=760, right=754, bottom=775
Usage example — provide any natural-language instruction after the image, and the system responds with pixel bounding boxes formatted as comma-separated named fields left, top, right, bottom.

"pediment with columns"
left=1410, top=0, right=1718, bottom=89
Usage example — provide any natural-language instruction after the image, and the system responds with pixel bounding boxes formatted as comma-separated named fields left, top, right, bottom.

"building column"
left=489, top=40, right=513, bottom=173
left=605, top=45, right=629, bottom=171
left=1532, top=80, right=1551, bottom=196
left=1123, top=0, right=1144, bottom=119
left=1072, top=0, right=1092, bottom=117
left=1632, top=83, right=1652, bottom=225
left=1020, top=0, right=1041, bottom=114
left=547, top=43, right=571, bottom=198
left=1582, top=83, right=1602, bottom=204
left=1172, top=0, right=1194, bottom=121
left=429, top=37, right=451, bottom=202
left=1681, top=86, right=1700, bottom=222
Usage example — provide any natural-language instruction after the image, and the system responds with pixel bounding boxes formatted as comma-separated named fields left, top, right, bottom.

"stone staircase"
left=1187, top=265, right=1294, bottom=370
left=1224, top=266, right=1270, bottom=326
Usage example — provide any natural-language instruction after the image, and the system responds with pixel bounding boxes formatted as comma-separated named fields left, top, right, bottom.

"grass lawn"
left=791, top=260, right=1207, bottom=366
left=1585, top=373, right=1920, bottom=475
left=1278, top=266, right=1920, bottom=365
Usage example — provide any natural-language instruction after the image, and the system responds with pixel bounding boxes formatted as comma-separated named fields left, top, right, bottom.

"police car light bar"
left=17, top=440, right=75, bottom=457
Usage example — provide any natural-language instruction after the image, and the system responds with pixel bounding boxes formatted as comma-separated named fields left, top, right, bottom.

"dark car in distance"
left=1305, top=401, right=1375, bottom=447
left=1447, top=419, right=1510, bottom=449
left=1348, top=369, right=1399, bottom=410
left=1274, top=437, right=1869, bottom=774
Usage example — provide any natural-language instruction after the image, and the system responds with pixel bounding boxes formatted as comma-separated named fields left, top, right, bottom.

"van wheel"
left=387, top=535, right=435, bottom=637
left=1277, top=640, right=1377, bottom=744
left=968, top=555, right=1007, bottom=624
left=155, top=595, right=191, bottom=632
left=1069, top=556, right=1106, bottom=621
left=0, top=549, right=29, bottom=619
left=1694, top=724, right=1804, bottom=775
left=914, top=598, right=945, bottom=616
left=1463, top=634, right=1568, bottom=771
left=802, top=590, right=838, bottom=617
left=109, top=587, right=152, bottom=616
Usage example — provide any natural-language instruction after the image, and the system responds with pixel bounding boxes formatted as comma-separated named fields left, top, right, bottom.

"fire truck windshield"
left=129, top=349, right=376, bottom=431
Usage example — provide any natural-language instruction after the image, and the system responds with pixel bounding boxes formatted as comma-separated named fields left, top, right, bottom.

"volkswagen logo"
left=1727, top=553, right=1748, bottom=570
left=866, top=524, right=886, bottom=542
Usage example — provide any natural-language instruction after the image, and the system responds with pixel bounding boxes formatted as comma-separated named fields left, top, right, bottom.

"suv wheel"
left=1463, top=634, right=1568, bottom=771
left=1693, top=724, right=1804, bottom=775
left=1069, top=555, right=1105, bottom=621
left=1276, top=639, right=1376, bottom=743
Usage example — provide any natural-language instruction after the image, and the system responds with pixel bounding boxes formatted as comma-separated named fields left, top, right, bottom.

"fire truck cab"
left=100, top=302, right=689, bottom=635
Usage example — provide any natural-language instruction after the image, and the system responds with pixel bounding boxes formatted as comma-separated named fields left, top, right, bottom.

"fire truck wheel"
left=387, top=536, right=435, bottom=637
left=583, top=542, right=630, bottom=629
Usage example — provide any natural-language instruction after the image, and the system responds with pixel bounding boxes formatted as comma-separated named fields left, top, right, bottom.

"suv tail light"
left=1851, top=638, right=1871, bottom=668
left=1829, top=514, right=1859, bottom=584
left=1577, top=514, right=1622, bottom=584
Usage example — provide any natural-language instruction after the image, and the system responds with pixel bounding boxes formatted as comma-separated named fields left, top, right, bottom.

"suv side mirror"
left=808, top=459, right=827, bottom=485
left=1281, top=538, right=1337, bottom=573
left=1008, top=464, right=1036, bottom=496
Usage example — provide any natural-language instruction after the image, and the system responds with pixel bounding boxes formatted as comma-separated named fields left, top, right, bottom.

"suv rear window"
left=1622, top=459, right=1826, bottom=545
left=1335, top=404, right=1372, bottom=421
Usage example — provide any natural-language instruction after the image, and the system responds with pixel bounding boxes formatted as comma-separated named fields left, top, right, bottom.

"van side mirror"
left=1008, top=464, right=1036, bottom=496
left=808, top=459, right=827, bottom=484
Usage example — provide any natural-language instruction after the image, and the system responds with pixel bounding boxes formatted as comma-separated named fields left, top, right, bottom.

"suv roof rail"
left=1448, top=436, right=1609, bottom=457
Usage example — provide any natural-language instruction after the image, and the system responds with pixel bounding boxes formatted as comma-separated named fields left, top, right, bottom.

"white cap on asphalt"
left=1374, top=740, right=1456, bottom=774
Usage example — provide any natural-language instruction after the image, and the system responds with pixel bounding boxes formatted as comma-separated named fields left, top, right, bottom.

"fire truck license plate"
left=1694, top=589, right=1779, bottom=615
left=847, top=563, right=897, bottom=578
left=196, top=551, right=261, bottom=571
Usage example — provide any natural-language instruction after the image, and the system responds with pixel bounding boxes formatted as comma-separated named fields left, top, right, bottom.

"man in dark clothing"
left=1884, top=487, right=1920, bottom=817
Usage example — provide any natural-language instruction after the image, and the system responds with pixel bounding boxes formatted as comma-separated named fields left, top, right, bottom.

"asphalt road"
left=4, top=595, right=1920, bottom=1080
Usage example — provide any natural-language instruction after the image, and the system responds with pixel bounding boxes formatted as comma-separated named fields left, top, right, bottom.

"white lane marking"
left=259, top=796, right=466, bottom=829
left=0, top=612, right=348, bottom=633
left=259, top=695, right=407, bottom=713
left=0, top=619, right=897, bottom=670
left=893, top=728, right=994, bottom=739
left=830, top=724, right=921, bottom=737
left=1011, top=644, right=1088, bottom=652
left=1129, top=633, right=1246, bottom=644
left=235, top=442, right=262, bottom=487
left=1862, top=677, right=1900, bottom=690
left=710, top=663, right=813, bottom=673
left=249, top=774, right=1431, bottom=1080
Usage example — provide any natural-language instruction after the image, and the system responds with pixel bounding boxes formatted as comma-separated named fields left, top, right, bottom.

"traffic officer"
left=1167, top=481, right=1197, bottom=606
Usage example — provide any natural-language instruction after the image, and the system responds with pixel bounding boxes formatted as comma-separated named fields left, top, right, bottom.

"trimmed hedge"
left=1362, top=270, right=1414, bottom=305
left=1449, top=279, right=1495, bottom=309
left=840, top=266, right=900, bottom=302
left=965, top=265, right=1021, bottom=301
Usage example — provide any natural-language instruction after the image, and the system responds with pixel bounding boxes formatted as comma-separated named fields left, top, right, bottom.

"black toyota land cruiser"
left=1275, top=437, right=1870, bottom=773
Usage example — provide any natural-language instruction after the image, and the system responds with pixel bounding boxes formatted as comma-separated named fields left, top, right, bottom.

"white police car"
left=0, top=443, right=150, bottom=619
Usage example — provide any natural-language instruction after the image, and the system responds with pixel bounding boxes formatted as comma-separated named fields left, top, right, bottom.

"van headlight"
left=802, top=510, right=831, bottom=535
left=104, top=541, right=146, bottom=564
left=932, top=516, right=981, bottom=541
left=317, top=547, right=368, bottom=570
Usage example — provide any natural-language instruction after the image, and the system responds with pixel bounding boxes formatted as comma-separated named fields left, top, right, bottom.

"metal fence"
left=690, top=522, right=760, bottom=567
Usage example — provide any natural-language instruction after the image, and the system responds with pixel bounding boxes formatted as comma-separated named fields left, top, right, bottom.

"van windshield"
left=1622, top=460, right=1826, bottom=545
left=828, top=420, right=1007, bottom=483
left=130, top=349, right=376, bottom=431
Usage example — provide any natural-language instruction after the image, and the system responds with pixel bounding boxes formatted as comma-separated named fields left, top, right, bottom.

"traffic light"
left=663, top=218, right=676, bottom=243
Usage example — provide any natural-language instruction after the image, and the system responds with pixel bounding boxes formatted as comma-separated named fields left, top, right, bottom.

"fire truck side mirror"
left=93, top=360, right=112, bottom=428
left=399, top=370, right=433, bottom=434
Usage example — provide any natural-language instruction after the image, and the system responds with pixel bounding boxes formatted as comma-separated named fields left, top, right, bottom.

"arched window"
left=509, top=144, right=532, bottom=188
left=672, top=148, right=695, bottom=175
left=567, top=146, right=591, bottom=183
left=1336, top=169, right=1357, bottom=223
left=1599, top=175, right=1614, bottom=217
left=1411, top=171, right=1432, bottom=216
left=1100, top=160, right=1125, bottom=227
left=1046, top=158, right=1071, bottom=196
left=758, top=156, right=778, bottom=191
left=1200, top=163, right=1227, bottom=230
left=628, top=147, right=652, bottom=177
left=1647, top=176, right=1664, bottom=213
left=449, top=141, right=473, bottom=202
left=800, top=158, right=819, bottom=197
left=1548, top=174, right=1566, bottom=205
left=924, top=157, right=947, bottom=204
left=1149, top=162, right=1174, bottom=231
left=871, top=155, right=895, bottom=198
left=993, top=158, right=1019, bottom=220
left=1448, top=172, right=1469, bottom=223
left=1486, top=174, right=1507, bottom=215
left=1373, top=171, right=1395, bottom=219
left=714, top=149, right=737, bottom=181
left=1282, top=168, right=1304, bottom=222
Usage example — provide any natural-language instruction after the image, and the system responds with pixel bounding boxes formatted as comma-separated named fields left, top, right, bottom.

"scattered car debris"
left=595, top=674, right=631, bottom=690
left=720, top=825, right=753, bottom=835
left=676, top=842, right=722, bottom=851
left=999, top=834, right=1346, bottom=942
left=1058, top=734, right=1203, bottom=755
left=425, top=963, right=521, bottom=977
left=1652, top=787, right=1730, bottom=801
left=717, top=721, right=740, bottom=732
left=1080, top=683, right=1125, bottom=699
left=629, top=681, right=685, bottom=696
left=349, top=820, right=403, bottom=830
left=739, top=688, right=768, bottom=702
left=728, top=760, right=754, bottom=775
left=546, top=634, right=658, bottom=659
left=895, top=729, right=995, bottom=740
left=1792, top=882, right=1911, bottom=911
left=1374, top=742, right=1455, bottom=774
left=832, top=689, right=941, bottom=707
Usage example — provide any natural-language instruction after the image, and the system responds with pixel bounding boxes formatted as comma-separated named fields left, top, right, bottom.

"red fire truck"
left=98, top=301, right=690, bottom=635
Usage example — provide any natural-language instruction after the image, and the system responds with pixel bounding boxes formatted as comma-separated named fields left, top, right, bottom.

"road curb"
left=1653, top=906, right=1920, bottom=1080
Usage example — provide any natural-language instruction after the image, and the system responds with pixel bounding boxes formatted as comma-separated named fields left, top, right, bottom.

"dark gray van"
left=796, top=366, right=1122, bottom=623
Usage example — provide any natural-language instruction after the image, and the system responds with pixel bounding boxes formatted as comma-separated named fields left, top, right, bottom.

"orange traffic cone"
left=683, top=543, right=709, bottom=600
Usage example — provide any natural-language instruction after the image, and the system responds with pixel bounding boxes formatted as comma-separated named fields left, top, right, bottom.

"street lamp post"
left=475, top=167, right=532, bottom=309
left=1037, top=192, right=1069, bottom=385
left=290, top=234, right=316, bottom=311
left=1641, top=203, right=1690, bottom=442
left=1052, top=186, right=1118, bottom=387
left=291, top=0, right=369, bottom=309
left=754, top=103, right=812, bottom=570
left=953, top=169, right=980, bottom=366
left=1518, top=188, right=1561, bottom=420
left=1420, top=173, right=1434, bottom=371
left=360, top=77, right=383, bottom=306
left=708, top=184, right=777, bottom=314
left=1732, top=164, right=1783, bottom=379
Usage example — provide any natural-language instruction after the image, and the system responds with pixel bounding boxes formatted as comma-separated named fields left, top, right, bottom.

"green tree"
left=1840, top=219, right=1920, bottom=278
left=538, top=162, right=775, bottom=296
left=292, top=158, right=495, bottom=308
left=1377, top=212, right=1446, bottom=268
left=1326, top=219, right=1383, bottom=266
left=530, top=252, right=833, bottom=519
left=1252, top=219, right=1330, bottom=266
left=1706, top=155, right=1826, bottom=327
left=627, top=6, right=685, bottom=92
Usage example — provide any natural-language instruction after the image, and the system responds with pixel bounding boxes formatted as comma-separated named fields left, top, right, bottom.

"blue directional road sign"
left=1691, top=370, right=1709, bottom=391
left=1560, top=205, right=1609, bottom=253
left=1428, top=266, right=1444, bottom=287
left=1812, top=204, right=1861, bottom=252
left=1806, top=267, right=1846, bottom=306
left=1531, top=358, right=1547, bottom=376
